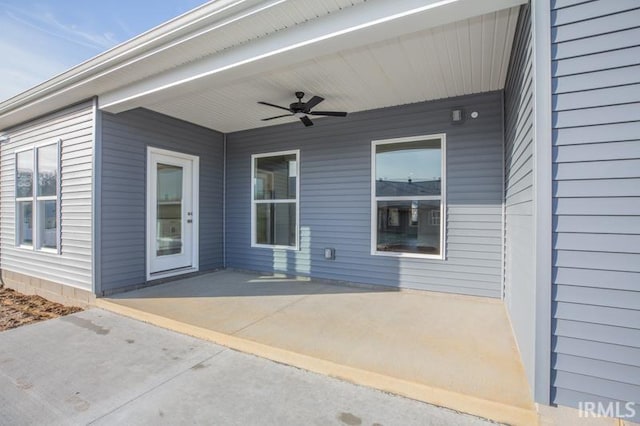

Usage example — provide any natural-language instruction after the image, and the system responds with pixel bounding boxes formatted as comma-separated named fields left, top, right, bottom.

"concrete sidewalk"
left=98, top=270, right=535, bottom=424
left=0, top=309, right=494, bottom=425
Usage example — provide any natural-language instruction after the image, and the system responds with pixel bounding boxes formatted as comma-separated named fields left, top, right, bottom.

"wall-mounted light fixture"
left=451, top=108, right=464, bottom=124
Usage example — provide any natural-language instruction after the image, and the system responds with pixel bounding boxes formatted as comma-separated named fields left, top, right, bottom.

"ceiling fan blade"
left=308, top=111, right=348, bottom=117
left=257, top=101, right=291, bottom=112
left=261, top=114, right=293, bottom=121
left=300, top=115, right=314, bottom=127
left=303, top=96, right=324, bottom=112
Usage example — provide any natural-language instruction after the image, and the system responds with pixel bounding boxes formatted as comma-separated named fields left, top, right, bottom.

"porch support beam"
left=99, top=0, right=527, bottom=114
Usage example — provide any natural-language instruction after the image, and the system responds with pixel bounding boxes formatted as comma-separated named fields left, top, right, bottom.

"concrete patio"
left=0, top=309, right=496, bottom=425
left=97, top=270, right=535, bottom=425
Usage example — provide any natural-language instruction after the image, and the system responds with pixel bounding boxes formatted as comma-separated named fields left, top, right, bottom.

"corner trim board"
left=531, top=0, right=552, bottom=405
left=91, top=97, right=102, bottom=295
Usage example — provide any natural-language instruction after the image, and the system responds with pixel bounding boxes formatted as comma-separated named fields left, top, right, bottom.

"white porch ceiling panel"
left=147, top=6, right=520, bottom=133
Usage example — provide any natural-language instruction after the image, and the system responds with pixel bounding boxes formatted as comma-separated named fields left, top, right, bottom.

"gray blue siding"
left=0, top=101, right=94, bottom=290
left=99, top=108, right=224, bottom=293
left=226, top=92, right=505, bottom=298
left=551, top=0, right=640, bottom=419
left=504, top=4, right=535, bottom=394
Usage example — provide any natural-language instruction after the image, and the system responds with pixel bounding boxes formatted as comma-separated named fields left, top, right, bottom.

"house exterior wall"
left=99, top=108, right=224, bottom=294
left=226, top=92, right=505, bottom=298
left=0, top=101, right=94, bottom=290
left=550, top=1, right=640, bottom=419
left=504, top=4, right=535, bottom=393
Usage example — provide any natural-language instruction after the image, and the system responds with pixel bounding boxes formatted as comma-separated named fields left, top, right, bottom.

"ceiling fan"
left=258, top=91, right=348, bottom=127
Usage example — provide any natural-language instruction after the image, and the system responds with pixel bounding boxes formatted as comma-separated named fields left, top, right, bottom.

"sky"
left=377, top=149, right=441, bottom=182
left=0, top=0, right=209, bottom=102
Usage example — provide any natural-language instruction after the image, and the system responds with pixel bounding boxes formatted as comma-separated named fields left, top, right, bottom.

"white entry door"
left=147, top=147, right=199, bottom=278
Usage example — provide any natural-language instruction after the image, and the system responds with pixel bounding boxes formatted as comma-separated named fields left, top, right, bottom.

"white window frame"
left=370, top=134, right=446, bottom=260
left=251, top=149, right=300, bottom=250
left=14, top=139, right=61, bottom=254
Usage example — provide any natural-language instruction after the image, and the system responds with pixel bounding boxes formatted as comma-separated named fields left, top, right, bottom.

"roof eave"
left=0, top=0, right=261, bottom=121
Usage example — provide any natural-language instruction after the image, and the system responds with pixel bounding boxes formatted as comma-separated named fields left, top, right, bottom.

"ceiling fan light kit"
left=258, top=91, right=348, bottom=127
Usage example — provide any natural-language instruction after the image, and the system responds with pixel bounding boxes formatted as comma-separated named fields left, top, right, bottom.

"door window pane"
left=375, top=139, right=441, bottom=197
left=376, top=200, right=441, bottom=255
left=156, top=164, right=183, bottom=256
left=17, top=201, right=33, bottom=246
left=16, top=151, right=33, bottom=198
left=37, top=144, right=58, bottom=196
left=254, top=154, right=297, bottom=200
left=256, top=203, right=296, bottom=246
left=38, top=200, right=57, bottom=249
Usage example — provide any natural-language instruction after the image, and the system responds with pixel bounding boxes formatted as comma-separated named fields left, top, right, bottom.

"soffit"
left=146, top=6, right=520, bottom=133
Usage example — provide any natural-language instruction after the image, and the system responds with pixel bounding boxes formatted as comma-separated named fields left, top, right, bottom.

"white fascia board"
left=100, top=0, right=527, bottom=114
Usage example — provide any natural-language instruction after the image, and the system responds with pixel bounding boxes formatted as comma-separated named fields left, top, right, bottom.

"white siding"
left=0, top=101, right=94, bottom=290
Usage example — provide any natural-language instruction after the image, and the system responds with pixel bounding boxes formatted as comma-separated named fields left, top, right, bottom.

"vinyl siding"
left=503, top=4, right=535, bottom=393
left=226, top=92, right=504, bottom=298
left=0, top=101, right=94, bottom=290
left=551, top=0, right=640, bottom=419
left=100, top=108, right=224, bottom=293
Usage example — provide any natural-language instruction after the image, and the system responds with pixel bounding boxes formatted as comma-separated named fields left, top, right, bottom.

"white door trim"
left=146, top=146, right=199, bottom=281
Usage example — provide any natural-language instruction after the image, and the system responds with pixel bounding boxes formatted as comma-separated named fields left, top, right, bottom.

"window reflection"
left=377, top=200, right=441, bottom=255
left=373, top=137, right=444, bottom=257
left=254, top=154, right=297, bottom=200
left=156, top=164, right=183, bottom=256
left=253, top=152, right=298, bottom=248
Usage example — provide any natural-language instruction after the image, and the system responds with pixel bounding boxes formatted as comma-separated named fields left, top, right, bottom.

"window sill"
left=38, top=248, right=60, bottom=255
left=14, top=245, right=60, bottom=255
left=371, top=250, right=444, bottom=260
left=252, top=243, right=299, bottom=251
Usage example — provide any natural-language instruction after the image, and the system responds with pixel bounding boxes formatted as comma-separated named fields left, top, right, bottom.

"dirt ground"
left=0, top=286, right=82, bottom=331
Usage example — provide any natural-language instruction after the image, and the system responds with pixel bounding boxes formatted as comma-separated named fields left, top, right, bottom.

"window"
left=15, top=141, right=60, bottom=252
left=251, top=150, right=299, bottom=249
left=371, top=135, right=445, bottom=259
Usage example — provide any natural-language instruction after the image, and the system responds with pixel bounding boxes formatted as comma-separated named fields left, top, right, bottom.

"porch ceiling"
left=0, top=0, right=524, bottom=132
left=145, top=6, right=520, bottom=133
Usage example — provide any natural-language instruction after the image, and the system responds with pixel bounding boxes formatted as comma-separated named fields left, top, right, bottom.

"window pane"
left=156, top=164, right=183, bottom=256
left=376, top=200, right=441, bottom=255
left=16, top=151, right=33, bottom=198
left=38, top=144, right=58, bottom=196
left=254, top=154, right=297, bottom=200
left=17, top=201, right=33, bottom=246
left=256, top=203, right=296, bottom=246
left=376, top=139, right=441, bottom=197
left=38, top=200, right=57, bottom=250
